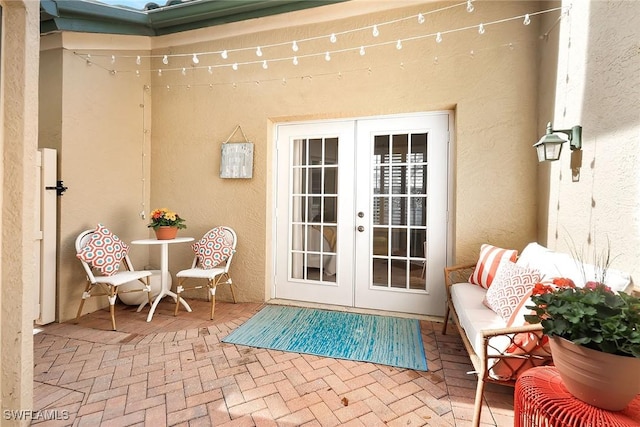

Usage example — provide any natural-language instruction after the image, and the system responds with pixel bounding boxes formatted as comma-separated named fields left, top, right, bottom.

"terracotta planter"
left=550, top=336, right=640, bottom=410
left=154, top=226, right=178, bottom=240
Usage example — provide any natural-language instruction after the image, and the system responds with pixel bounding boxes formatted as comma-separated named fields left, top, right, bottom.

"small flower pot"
left=550, top=336, right=640, bottom=411
left=154, top=226, right=178, bottom=240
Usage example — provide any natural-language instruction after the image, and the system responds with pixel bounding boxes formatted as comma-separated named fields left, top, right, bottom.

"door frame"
left=269, top=111, right=455, bottom=315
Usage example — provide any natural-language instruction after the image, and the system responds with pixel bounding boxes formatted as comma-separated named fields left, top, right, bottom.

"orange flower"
left=552, top=277, right=576, bottom=288
left=531, top=282, right=553, bottom=295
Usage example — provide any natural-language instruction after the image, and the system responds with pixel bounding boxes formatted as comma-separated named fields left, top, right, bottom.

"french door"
left=274, top=113, right=450, bottom=316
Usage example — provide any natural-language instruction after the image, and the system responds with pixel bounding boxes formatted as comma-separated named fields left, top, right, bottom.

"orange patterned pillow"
left=483, top=261, right=541, bottom=321
left=76, top=224, right=129, bottom=276
left=192, top=227, right=233, bottom=269
left=469, top=244, right=518, bottom=289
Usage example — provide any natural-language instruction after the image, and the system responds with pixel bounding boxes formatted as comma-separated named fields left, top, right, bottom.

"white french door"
left=274, top=113, right=450, bottom=316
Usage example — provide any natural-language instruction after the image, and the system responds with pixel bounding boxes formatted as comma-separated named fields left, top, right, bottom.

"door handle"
left=357, top=226, right=365, bottom=232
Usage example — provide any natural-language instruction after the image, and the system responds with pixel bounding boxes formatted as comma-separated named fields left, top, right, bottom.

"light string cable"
left=73, top=0, right=472, bottom=68
left=73, top=4, right=566, bottom=75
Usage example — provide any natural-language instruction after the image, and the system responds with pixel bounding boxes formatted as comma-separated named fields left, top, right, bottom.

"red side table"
left=514, top=366, right=640, bottom=427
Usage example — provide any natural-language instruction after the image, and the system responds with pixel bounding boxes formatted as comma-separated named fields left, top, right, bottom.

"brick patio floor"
left=33, top=298, right=515, bottom=426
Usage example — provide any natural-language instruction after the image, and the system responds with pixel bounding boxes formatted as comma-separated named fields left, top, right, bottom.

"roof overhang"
left=40, top=0, right=349, bottom=36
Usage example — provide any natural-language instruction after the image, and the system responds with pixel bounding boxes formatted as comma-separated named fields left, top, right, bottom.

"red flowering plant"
left=525, top=278, right=640, bottom=358
left=147, top=208, right=187, bottom=230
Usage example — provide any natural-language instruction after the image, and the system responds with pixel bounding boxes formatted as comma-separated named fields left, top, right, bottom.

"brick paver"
left=32, top=300, right=514, bottom=426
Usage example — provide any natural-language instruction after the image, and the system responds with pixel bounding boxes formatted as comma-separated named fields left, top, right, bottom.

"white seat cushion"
left=450, top=282, right=508, bottom=356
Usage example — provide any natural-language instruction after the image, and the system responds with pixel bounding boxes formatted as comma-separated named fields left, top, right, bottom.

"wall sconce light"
left=533, top=122, right=582, bottom=162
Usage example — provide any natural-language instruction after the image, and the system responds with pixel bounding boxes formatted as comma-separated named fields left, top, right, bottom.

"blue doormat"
left=222, top=305, right=428, bottom=371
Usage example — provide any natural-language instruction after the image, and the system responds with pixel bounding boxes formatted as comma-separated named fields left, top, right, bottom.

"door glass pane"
left=290, top=136, right=339, bottom=283
left=374, top=135, right=389, bottom=163
left=369, top=132, right=428, bottom=292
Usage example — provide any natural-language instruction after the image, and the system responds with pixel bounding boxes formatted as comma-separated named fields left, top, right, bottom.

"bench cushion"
left=516, top=242, right=632, bottom=293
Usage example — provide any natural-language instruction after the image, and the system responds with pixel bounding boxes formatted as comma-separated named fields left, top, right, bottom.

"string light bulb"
left=162, top=55, right=168, bottom=65
left=417, top=13, right=425, bottom=24
left=372, top=25, right=379, bottom=37
left=158, top=69, right=162, bottom=76
left=221, top=50, right=228, bottom=59
left=181, top=67, right=186, bottom=76
left=330, top=33, right=337, bottom=43
left=136, top=70, right=140, bottom=77
left=262, top=60, right=268, bottom=69
left=436, top=32, right=443, bottom=43
left=293, top=56, right=299, bottom=65
left=359, top=46, right=366, bottom=56
left=136, top=55, right=141, bottom=65
left=292, top=41, right=299, bottom=52
left=86, top=54, right=92, bottom=66
left=325, top=51, right=331, bottom=61
left=396, top=40, right=403, bottom=50
left=523, top=14, right=531, bottom=25
left=192, top=53, right=199, bottom=64
left=232, top=63, right=238, bottom=70
left=466, top=0, right=474, bottom=13
left=111, top=55, right=116, bottom=64
left=478, top=23, right=485, bottom=34
left=208, top=66, right=213, bottom=74
left=256, top=46, right=263, bottom=57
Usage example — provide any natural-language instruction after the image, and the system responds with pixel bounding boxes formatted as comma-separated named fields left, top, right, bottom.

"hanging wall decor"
left=220, top=125, right=254, bottom=179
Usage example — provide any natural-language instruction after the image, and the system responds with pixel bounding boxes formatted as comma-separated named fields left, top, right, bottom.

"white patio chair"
left=175, top=226, right=237, bottom=319
left=75, top=226, right=152, bottom=330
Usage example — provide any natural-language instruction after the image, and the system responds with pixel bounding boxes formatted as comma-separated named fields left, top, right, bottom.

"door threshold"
left=267, top=298, right=444, bottom=323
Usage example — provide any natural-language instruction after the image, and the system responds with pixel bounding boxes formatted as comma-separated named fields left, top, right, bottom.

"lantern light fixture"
left=533, top=122, right=582, bottom=162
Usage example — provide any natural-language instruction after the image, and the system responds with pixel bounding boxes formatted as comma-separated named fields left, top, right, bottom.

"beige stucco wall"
left=539, top=0, right=640, bottom=286
left=44, top=1, right=553, bottom=321
left=148, top=0, right=545, bottom=304
left=1, top=0, right=39, bottom=421
left=39, top=33, right=154, bottom=322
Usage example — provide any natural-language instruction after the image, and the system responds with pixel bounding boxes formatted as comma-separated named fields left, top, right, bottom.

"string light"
left=262, top=60, right=268, bottom=69
left=330, top=33, right=337, bottom=43
left=111, top=55, right=116, bottom=64
left=232, top=63, right=238, bottom=70
left=221, top=50, right=228, bottom=59
left=359, top=46, right=366, bottom=56
left=466, top=0, right=474, bottom=13
left=72, top=5, right=565, bottom=76
left=293, top=56, right=299, bottom=65
left=158, top=69, right=162, bottom=76
left=325, top=51, right=331, bottom=61
left=181, top=67, right=186, bottom=75
left=208, top=66, right=213, bottom=74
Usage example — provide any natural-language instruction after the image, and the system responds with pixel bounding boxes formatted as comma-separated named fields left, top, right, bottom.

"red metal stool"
left=514, top=366, right=640, bottom=427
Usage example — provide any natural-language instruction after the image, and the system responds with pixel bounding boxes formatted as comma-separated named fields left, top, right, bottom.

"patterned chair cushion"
left=76, top=224, right=129, bottom=276
left=192, top=227, right=233, bottom=269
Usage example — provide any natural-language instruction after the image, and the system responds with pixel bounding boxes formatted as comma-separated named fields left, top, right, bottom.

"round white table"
left=131, top=236, right=194, bottom=322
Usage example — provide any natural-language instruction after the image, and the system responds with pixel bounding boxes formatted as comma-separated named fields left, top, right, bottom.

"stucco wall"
left=541, top=0, right=640, bottom=286
left=39, top=34, right=154, bottom=322
left=148, top=0, right=545, bottom=304
left=44, top=1, right=551, bottom=321
left=1, top=0, right=39, bottom=419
